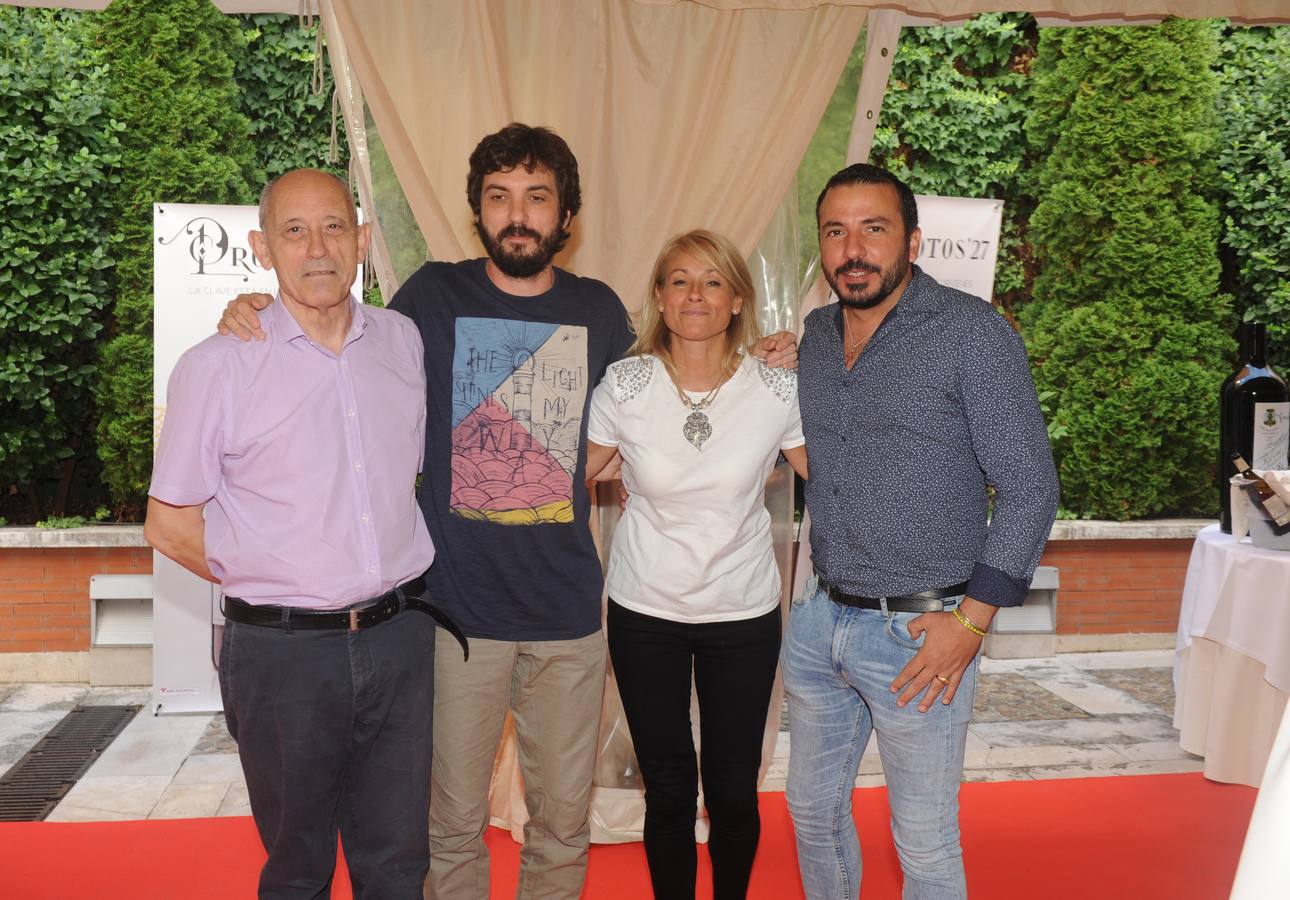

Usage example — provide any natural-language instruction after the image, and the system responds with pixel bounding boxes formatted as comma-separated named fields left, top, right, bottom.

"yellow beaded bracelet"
left=952, top=607, right=987, bottom=638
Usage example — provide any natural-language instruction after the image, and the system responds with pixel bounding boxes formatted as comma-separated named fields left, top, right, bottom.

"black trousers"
left=218, top=610, right=436, bottom=900
left=607, top=600, right=781, bottom=900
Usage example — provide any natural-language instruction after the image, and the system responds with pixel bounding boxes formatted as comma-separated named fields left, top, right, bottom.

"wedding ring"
left=934, top=674, right=951, bottom=686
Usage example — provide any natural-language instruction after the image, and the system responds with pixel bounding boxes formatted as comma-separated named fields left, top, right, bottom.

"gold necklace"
left=844, top=316, right=871, bottom=365
left=674, top=376, right=725, bottom=450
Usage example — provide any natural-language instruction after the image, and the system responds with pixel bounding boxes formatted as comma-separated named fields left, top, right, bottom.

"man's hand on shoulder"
left=750, top=331, right=799, bottom=370
left=217, top=293, right=275, bottom=341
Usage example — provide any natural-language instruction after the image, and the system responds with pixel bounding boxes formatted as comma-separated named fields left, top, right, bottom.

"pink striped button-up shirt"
left=150, top=296, right=434, bottom=609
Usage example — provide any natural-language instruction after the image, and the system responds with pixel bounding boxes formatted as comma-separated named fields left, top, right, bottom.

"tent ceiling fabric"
left=3, top=0, right=1284, bottom=24
left=634, top=0, right=1290, bottom=24
left=328, top=0, right=867, bottom=306
left=1, top=1, right=317, bottom=11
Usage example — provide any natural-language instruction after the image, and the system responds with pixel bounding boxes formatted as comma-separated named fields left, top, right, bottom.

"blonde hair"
left=628, top=229, right=763, bottom=382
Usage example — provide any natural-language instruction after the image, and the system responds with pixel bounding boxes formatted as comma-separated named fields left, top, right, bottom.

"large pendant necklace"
left=676, top=377, right=724, bottom=450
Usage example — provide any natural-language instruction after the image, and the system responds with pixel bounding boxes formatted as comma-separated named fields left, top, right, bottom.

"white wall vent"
left=89, top=574, right=154, bottom=647
left=991, top=566, right=1059, bottom=634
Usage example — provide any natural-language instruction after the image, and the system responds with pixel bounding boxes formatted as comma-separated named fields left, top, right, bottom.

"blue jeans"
left=781, top=580, right=978, bottom=900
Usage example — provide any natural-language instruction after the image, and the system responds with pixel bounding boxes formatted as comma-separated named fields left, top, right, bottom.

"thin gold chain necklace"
left=845, top=316, right=872, bottom=366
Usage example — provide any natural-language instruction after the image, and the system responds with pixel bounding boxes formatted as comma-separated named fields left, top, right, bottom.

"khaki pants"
left=425, top=629, right=606, bottom=900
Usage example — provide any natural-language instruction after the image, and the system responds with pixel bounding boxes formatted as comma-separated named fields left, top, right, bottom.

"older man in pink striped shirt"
left=145, top=168, right=456, bottom=900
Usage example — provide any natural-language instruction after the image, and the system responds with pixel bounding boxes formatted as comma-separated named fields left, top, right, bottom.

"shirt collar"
left=270, top=292, right=367, bottom=350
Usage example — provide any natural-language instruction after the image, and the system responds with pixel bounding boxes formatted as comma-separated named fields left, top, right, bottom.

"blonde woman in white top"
left=586, top=230, right=808, bottom=899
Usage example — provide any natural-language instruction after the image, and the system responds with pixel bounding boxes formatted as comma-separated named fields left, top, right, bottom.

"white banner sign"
left=913, top=194, right=1004, bottom=302
left=151, top=202, right=276, bottom=714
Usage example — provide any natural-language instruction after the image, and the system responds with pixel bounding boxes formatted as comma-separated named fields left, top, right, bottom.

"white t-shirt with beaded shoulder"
left=587, top=353, right=805, bottom=623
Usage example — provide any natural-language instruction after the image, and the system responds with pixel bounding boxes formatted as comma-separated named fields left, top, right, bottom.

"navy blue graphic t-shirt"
left=389, top=259, right=633, bottom=640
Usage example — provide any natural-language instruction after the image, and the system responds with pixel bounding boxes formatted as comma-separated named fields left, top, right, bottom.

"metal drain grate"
left=0, top=704, right=141, bottom=822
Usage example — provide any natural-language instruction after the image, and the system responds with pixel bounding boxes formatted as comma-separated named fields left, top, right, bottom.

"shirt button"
left=348, top=409, right=356, bottom=417
left=361, top=515, right=369, bottom=523
left=367, top=567, right=376, bottom=575
left=354, top=463, right=362, bottom=471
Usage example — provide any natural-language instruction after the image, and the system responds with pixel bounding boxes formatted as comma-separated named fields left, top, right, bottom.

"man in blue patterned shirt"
left=782, top=163, right=1059, bottom=900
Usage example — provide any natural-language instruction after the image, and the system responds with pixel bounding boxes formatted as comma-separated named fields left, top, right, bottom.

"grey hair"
left=257, top=169, right=356, bottom=230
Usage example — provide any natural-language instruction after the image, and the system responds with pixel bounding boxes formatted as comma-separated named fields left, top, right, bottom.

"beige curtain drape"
left=327, top=0, right=866, bottom=309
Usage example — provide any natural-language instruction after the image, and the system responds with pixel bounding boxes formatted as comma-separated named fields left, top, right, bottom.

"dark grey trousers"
left=219, top=610, right=436, bottom=900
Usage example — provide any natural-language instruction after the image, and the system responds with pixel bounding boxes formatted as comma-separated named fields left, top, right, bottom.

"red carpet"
left=0, top=774, right=1254, bottom=899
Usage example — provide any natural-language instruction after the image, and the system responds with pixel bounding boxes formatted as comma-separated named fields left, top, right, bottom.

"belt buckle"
left=349, top=608, right=360, bottom=632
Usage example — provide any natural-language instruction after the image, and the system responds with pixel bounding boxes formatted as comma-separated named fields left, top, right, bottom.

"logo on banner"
left=156, top=212, right=263, bottom=281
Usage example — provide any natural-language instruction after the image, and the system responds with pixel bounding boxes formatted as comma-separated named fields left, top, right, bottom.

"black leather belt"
left=817, top=574, right=969, bottom=613
left=222, top=572, right=469, bottom=660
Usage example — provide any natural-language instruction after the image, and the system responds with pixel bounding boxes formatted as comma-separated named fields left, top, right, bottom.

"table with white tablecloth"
left=1173, top=525, right=1290, bottom=788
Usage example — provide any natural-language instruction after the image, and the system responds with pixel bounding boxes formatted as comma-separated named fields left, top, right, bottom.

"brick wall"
left=0, top=547, right=152, bottom=653
left=1041, top=538, right=1192, bottom=635
left=0, top=535, right=1196, bottom=653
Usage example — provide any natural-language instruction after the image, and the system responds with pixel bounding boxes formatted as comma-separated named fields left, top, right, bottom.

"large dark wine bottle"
left=1219, top=323, right=1289, bottom=532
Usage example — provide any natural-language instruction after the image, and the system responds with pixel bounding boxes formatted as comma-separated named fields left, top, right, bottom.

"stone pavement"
left=0, top=649, right=1197, bottom=822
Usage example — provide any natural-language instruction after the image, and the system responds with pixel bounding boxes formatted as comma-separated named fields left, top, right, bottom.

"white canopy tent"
left=8, top=0, right=1288, bottom=874
left=8, top=0, right=1288, bottom=301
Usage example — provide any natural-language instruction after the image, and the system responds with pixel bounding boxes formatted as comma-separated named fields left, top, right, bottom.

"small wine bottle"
left=1219, top=323, right=1289, bottom=532
left=1231, top=453, right=1290, bottom=529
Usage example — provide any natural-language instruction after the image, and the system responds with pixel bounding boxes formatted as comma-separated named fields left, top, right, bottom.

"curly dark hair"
left=466, top=123, right=582, bottom=230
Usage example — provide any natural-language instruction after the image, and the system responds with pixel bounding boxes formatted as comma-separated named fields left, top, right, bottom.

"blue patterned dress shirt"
left=799, top=266, right=1059, bottom=607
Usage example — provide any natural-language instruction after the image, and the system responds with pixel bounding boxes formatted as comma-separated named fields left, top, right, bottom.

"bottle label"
left=1252, top=402, right=1290, bottom=470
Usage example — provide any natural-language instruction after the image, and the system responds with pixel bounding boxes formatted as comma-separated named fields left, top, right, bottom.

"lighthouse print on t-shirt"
left=449, top=317, right=588, bottom=525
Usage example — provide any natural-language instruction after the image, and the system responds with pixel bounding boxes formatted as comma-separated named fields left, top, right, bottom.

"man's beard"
left=476, top=221, right=565, bottom=279
left=826, top=257, right=909, bottom=309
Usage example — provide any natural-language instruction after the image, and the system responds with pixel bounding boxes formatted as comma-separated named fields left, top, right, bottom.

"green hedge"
left=93, top=0, right=259, bottom=513
left=1215, top=24, right=1290, bottom=370
left=0, top=8, right=121, bottom=519
left=1022, top=20, right=1230, bottom=520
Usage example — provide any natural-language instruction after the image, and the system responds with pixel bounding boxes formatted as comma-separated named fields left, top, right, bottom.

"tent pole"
left=845, top=10, right=904, bottom=165
left=798, top=11, right=906, bottom=327
left=318, top=0, right=401, bottom=298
